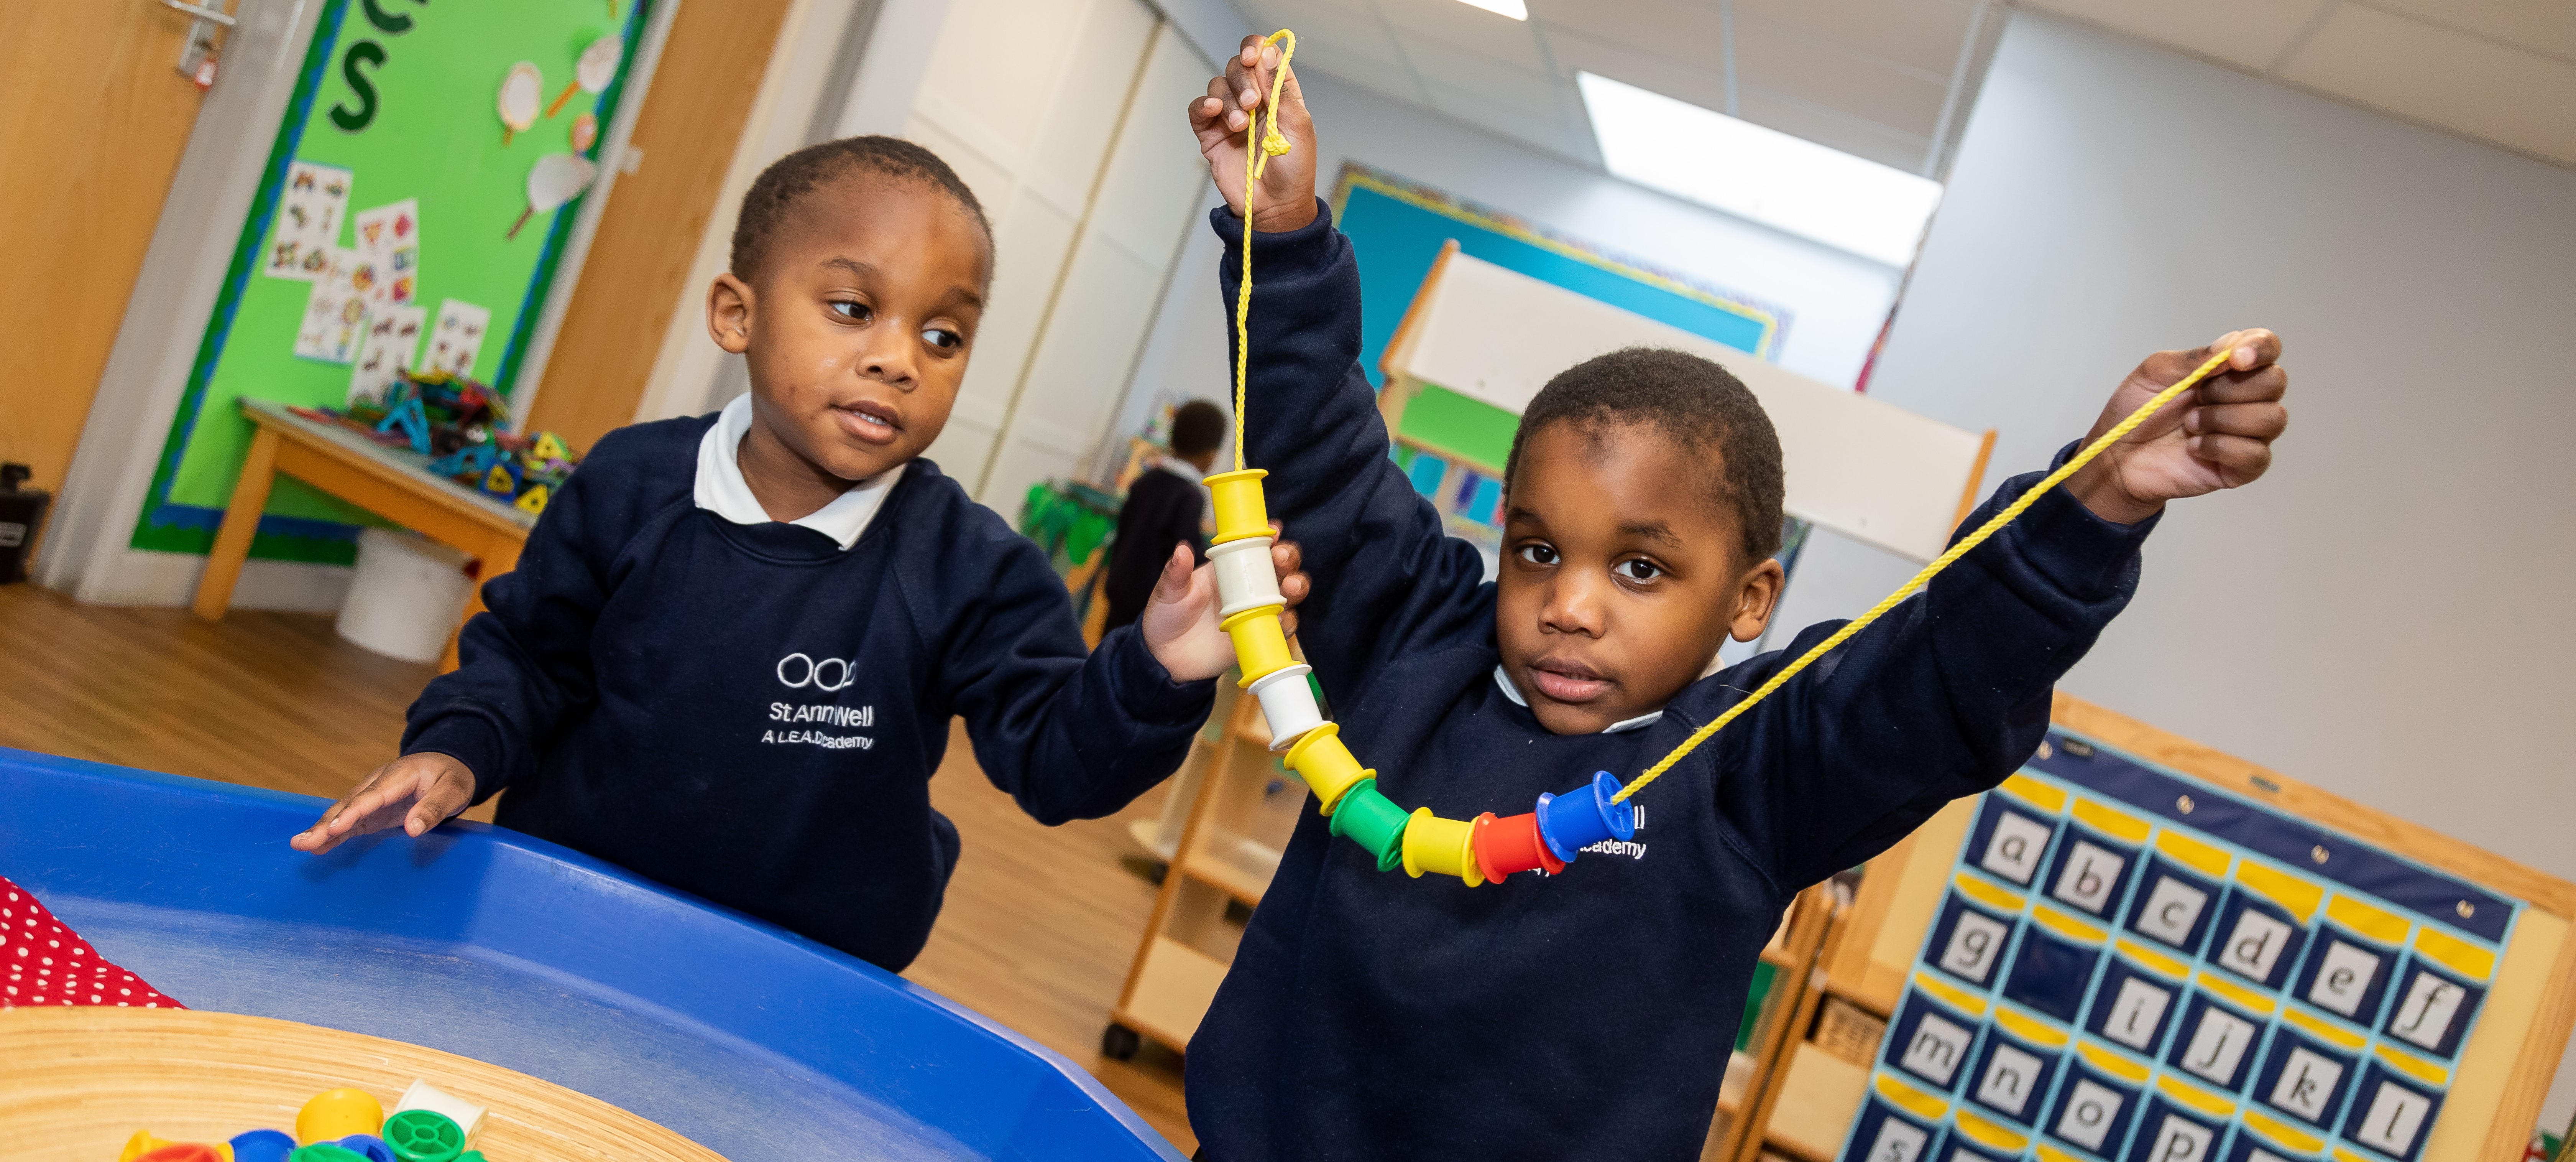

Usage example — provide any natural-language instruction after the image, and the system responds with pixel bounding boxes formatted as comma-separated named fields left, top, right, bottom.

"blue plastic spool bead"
left=1534, top=770, right=1636, bottom=863
left=336, top=1136, right=397, bottom=1162
left=230, top=1130, right=299, bottom=1162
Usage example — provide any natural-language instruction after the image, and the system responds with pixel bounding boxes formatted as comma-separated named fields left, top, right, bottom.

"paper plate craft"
left=549, top=36, right=623, bottom=119
left=498, top=61, right=543, bottom=143
left=507, top=153, right=599, bottom=240
left=571, top=111, right=599, bottom=152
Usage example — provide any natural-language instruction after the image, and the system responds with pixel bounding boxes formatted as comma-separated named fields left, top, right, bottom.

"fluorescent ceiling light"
left=1577, top=71, right=1942, bottom=268
left=1454, top=0, right=1528, bottom=18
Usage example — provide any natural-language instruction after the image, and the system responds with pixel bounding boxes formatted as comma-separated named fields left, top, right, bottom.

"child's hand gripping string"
left=1189, top=35, right=1316, bottom=235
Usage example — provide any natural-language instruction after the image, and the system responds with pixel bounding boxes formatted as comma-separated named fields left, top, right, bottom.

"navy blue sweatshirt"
left=401, top=418, right=1215, bottom=971
left=1184, top=204, right=2155, bottom=1160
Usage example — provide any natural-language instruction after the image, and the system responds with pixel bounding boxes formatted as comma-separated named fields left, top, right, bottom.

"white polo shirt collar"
left=693, top=393, right=905, bottom=551
left=1492, top=664, right=1665, bottom=734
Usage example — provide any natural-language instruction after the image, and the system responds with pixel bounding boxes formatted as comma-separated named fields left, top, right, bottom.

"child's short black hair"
left=730, top=135, right=993, bottom=285
left=1503, top=347, right=1785, bottom=568
left=1169, top=400, right=1227, bottom=459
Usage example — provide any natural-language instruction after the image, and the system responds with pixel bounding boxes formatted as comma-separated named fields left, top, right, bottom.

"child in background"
left=1101, top=399, right=1227, bottom=634
left=292, top=137, right=1303, bottom=973
left=1182, top=41, right=2287, bottom=1159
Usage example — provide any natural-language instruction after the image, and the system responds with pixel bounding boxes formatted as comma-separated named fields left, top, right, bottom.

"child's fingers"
left=2206, top=328, right=2281, bottom=370
left=2187, top=432, right=2273, bottom=483
left=405, top=774, right=470, bottom=838
left=1148, top=543, right=1196, bottom=604
left=2199, top=363, right=2287, bottom=405
left=2182, top=402, right=2287, bottom=441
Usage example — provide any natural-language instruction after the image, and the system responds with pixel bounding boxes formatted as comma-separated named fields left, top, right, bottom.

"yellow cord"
left=1232, top=30, right=1297, bottom=474
left=1610, top=349, right=2237, bottom=804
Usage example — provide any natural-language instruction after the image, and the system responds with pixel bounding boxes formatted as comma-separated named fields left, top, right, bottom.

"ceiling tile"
left=1734, top=83, right=1932, bottom=173
left=2366, top=0, right=2576, bottom=63
left=1526, top=0, right=1729, bottom=68
left=1301, top=58, right=1439, bottom=110
left=1239, top=0, right=1411, bottom=76
left=1539, top=25, right=1733, bottom=112
left=1730, top=0, right=1976, bottom=78
left=1399, top=36, right=1580, bottom=125
left=2017, top=0, right=2331, bottom=72
left=1732, top=17, right=1951, bottom=137
left=1372, top=0, right=1555, bottom=74
left=1426, top=86, right=1605, bottom=166
left=2279, top=3, right=2576, bottom=165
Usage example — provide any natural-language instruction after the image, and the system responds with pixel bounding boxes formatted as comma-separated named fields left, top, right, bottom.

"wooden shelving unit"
left=1105, top=691, right=1309, bottom=1059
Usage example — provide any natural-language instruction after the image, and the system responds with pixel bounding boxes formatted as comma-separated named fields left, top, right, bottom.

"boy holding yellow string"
left=1180, top=36, right=2289, bottom=1160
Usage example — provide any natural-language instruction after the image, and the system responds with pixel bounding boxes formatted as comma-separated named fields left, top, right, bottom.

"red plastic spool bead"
left=1472, top=810, right=1565, bottom=882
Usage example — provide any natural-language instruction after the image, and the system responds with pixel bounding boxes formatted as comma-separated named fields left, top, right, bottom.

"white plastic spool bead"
left=1246, top=663, right=1324, bottom=751
left=1208, top=534, right=1283, bottom=619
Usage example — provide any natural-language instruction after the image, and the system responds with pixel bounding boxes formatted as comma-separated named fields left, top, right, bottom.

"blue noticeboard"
left=0, top=749, right=1183, bottom=1161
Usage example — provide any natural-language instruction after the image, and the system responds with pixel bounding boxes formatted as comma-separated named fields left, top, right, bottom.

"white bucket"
left=1247, top=663, right=1325, bottom=751
left=337, top=527, right=477, bottom=664
left=1208, top=535, right=1280, bottom=618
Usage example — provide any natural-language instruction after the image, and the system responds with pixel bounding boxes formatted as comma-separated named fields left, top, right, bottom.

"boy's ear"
left=708, top=272, right=755, bottom=355
left=1728, top=557, right=1786, bottom=644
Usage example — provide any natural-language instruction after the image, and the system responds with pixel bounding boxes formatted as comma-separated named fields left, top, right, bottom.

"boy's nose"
left=1540, top=578, right=1606, bottom=637
left=857, top=336, right=917, bottom=389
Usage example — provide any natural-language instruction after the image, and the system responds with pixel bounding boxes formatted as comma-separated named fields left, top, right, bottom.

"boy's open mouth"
left=833, top=399, right=903, bottom=445
left=1526, top=658, right=1612, bottom=704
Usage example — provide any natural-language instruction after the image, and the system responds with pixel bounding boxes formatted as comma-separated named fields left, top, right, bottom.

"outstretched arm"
left=1707, top=333, right=2287, bottom=890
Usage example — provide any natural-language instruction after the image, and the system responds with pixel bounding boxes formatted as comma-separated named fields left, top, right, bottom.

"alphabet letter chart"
left=1835, top=726, right=2527, bottom=1162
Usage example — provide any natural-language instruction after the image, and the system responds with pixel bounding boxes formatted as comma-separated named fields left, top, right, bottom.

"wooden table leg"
left=192, top=425, right=282, bottom=622
left=440, top=535, right=524, bottom=674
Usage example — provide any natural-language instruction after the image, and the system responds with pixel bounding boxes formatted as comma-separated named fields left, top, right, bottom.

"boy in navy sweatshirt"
left=1180, top=42, right=2288, bottom=1159
left=293, top=137, right=1304, bottom=972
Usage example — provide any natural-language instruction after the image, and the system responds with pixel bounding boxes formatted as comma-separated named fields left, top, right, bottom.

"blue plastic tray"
left=0, top=748, right=1183, bottom=1162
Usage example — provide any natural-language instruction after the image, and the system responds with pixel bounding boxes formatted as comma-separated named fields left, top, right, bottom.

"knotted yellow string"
left=1232, top=30, right=1297, bottom=473
left=1610, top=348, right=2235, bottom=803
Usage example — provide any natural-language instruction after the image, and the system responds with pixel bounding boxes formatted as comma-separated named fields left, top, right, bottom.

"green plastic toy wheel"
left=290, top=1147, right=370, bottom=1162
left=381, top=1109, right=465, bottom=1162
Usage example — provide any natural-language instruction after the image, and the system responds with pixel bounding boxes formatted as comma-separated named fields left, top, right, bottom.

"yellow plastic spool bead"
left=1203, top=468, right=1272, bottom=545
left=1219, top=604, right=1294, bottom=686
left=1282, top=723, right=1371, bottom=815
left=122, top=1132, right=173, bottom=1162
left=297, top=1087, right=384, bottom=1145
left=1400, top=808, right=1487, bottom=886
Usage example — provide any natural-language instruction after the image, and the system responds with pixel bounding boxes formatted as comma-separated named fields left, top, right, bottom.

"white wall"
left=1773, top=10, right=2576, bottom=1123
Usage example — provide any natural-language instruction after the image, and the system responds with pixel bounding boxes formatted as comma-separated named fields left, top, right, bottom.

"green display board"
left=133, top=0, right=652, bottom=565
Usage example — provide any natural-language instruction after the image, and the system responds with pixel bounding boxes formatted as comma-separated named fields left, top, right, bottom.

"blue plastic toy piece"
left=426, top=444, right=498, bottom=477
left=376, top=397, right=431, bottom=454
left=335, top=1135, right=396, bottom=1162
left=230, top=1130, right=297, bottom=1162
left=1534, top=770, right=1637, bottom=863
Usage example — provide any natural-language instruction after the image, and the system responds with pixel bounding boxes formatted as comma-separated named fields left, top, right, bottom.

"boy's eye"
left=1614, top=558, right=1663, bottom=582
left=1516, top=543, right=1558, bottom=566
left=830, top=300, right=871, bottom=322
left=922, top=327, right=961, bottom=350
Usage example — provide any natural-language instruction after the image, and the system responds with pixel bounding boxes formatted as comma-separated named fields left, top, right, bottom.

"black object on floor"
left=0, top=464, right=51, bottom=585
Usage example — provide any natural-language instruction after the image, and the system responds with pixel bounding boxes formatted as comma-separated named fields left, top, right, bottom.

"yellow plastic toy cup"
left=296, top=1087, right=383, bottom=1144
left=1207, top=535, right=1282, bottom=618
left=1245, top=663, right=1325, bottom=750
left=1401, top=808, right=1487, bottom=886
left=1219, top=605, right=1294, bottom=686
left=1282, top=723, right=1371, bottom=813
left=1203, top=469, right=1272, bottom=545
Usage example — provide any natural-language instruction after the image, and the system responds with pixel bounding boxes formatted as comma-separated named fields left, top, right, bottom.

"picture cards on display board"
left=353, top=198, right=420, bottom=305
left=426, top=300, right=491, bottom=378
left=349, top=304, right=427, bottom=405
left=293, top=247, right=366, bottom=363
left=264, top=161, right=352, bottom=281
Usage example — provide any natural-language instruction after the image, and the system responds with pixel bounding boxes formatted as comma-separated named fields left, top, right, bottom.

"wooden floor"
left=0, top=583, right=1199, bottom=1153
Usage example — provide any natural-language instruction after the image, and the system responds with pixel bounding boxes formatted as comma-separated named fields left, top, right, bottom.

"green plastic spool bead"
left=1326, top=780, right=1411, bottom=872
left=291, top=1148, right=370, bottom=1162
left=381, top=1109, right=465, bottom=1162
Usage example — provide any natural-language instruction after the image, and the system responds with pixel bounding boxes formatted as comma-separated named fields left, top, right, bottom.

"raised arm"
left=1193, top=36, right=1490, bottom=704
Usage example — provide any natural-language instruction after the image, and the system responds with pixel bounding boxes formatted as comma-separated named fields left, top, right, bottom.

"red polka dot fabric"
left=0, top=874, right=184, bottom=1010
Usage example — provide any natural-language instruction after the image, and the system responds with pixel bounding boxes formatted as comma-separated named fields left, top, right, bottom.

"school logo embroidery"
left=777, top=652, right=856, bottom=691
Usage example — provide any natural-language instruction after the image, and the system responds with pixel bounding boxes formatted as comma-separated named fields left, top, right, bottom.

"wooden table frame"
left=191, top=398, right=534, bottom=672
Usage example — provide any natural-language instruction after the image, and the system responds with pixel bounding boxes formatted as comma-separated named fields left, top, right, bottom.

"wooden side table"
left=192, top=398, right=537, bottom=672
